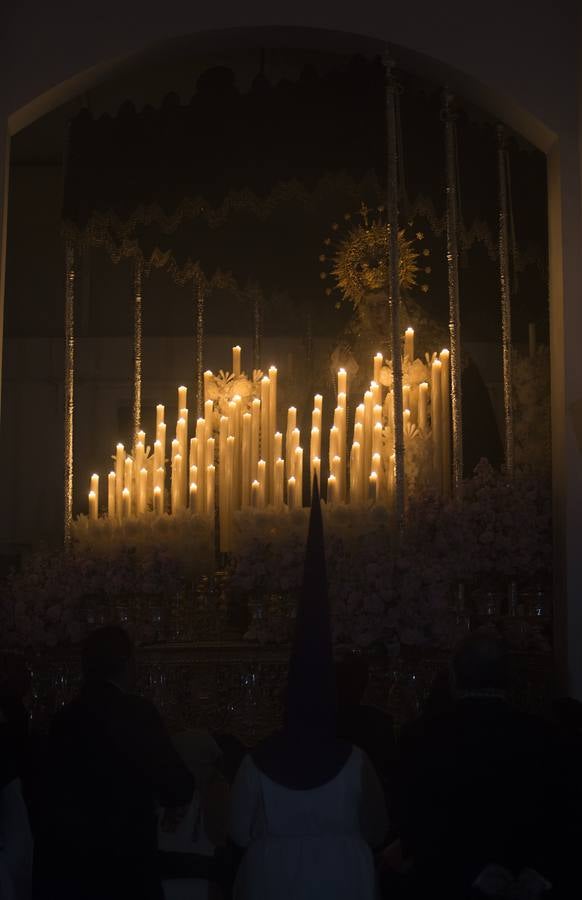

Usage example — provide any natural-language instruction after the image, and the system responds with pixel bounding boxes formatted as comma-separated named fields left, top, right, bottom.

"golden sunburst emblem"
left=319, top=203, right=431, bottom=308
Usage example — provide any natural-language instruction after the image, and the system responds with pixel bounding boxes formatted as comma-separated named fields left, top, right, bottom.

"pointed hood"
left=253, top=478, right=351, bottom=789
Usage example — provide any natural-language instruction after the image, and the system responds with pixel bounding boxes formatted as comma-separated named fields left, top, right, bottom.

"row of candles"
left=87, top=330, right=452, bottom=551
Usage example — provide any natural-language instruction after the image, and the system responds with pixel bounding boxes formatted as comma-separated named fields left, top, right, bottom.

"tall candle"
left=431, top=358, right=443, bottom=492
left=223, top=436, right=235, bottom=552
left=138, top=467, right=147, bottom=514
left=108, top=471, right=116, bottom=518
left=251, top=398, right=261, bottom=481
left=177, top=416, right=187, bottom=454
left=196, top=418, right=206, bottom=511
left=405, top=326, right=414, bottom=362
left=372, top=421, right=383, bottom=457
left=403, top=384, right=410, bottom=414
left=257, top=459, right=267, bottom=508
left=115, top=443, right=125, bottom=517
left=418, top=382, right=429, bottom=431
left=274, top=458, right=284, bottom=507
left=314, top=394, right=323, bottom=414
left=371, top=381, right=382, bottom=408
left=189, top=438, right=197, bottom=491
left=203, top=370, right=213, bottom=403
left=334, top=406, right=346, bottom=500
left=124, top=456, right=133, bottom=496
left=171, top=454, right=182, bottom=513
left=157, top=423, right=166, bottom=464
left=312, top=406, right=322, bottom=434
left=439, top=348, right=451, bottom=496
left=329, top=426, right=339, bottom=473
left=251, top=480, right=260, bottom=509
left=338, top=391, right=347, bottom=412
left=207, top=436, right=215, bottom=467
left=294, top=447, right=303, bottom=507
left=273, top=432, right=283, bottom=474
left=189, top=482, right=198, bottom=512
left=242, top=412, right=252, bottom=507
left=355, top=404, right=365, bottom=427
left=153, top=485, right=163, bottom=516
left=374, top=352, right=383, bottom=384
left=338, top=368, right=347, bottom=398
left=88, top=490, right=98, bottom=521
left=287, top=476, right=297, bottom=511
left=204, top=399, right=214, bottom=439
left=206, top=464, right=215, bottom=520
left=327, top=474, right=338, bottom=504
left=311, top=456, right=321, bottom=494
left=350, top=442, right=361, bottom=504
left=156, top=404, right=165, bottom=430
left=121, top=487, right=131, bottom=520
left=154, top=440, right=163, bottom=471
left=369, top=471, right=379, bottom=503
left=363, top=390, right=374, bottom=475
left=260, top=377, right=271, bottom=492
left=134, top=443, right=144, bottom=486
left=155, top=466, right=165, bottom=497
left=268, top=366, right=278, bottom=498
left=310, top=427, right=321, bottom=478
left=232, top=345, right=241, bottom=376
left=178, top=385, right=187, bottom=411
left=286, top=407, right=297, bottom=479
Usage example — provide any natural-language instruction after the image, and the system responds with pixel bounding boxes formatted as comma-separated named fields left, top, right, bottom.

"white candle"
left=251, top=480, right=260, bottom=509
left=257, top=459, right=266, bottom=508
left=177, top=416, right=187, bottom=453
left=374, top=352, right=383, bottom=384
left=206, top=464, right=215, bottom=520
left=312, top=406, right=322, bottom=434
left=287, top=476, right=297, bottom=511
left=350, top=441, right=361, bottom=504
left=121, top=487, right=131, bottom=520
left=156, top=404, right=165, bottom=430
left=403, top=384, right=410, bottom=414
left=314, top=394, right=323, bottom=414
left=242, top=412, right=252, bottom=507
left=338, top=368, right=347, bottom=398
left=190, top=464, right=198, bottom=504
left=88, top=490, right=98, bottom=521
left=204, top=399, right=214, bottom=439
left=373, top=421, right=383, bottom=457
left=154, top=440, right=162, bottom=471
left=178, top=385, right=187, bottom=411
left=207, top=436, right=215, bottom=467
left=419, top=382, right=429, bottom=431
left=274, top=458, right=285, bottom=507
left=157, top=422, right=166, bottom=464
left=171, top=453, right=182, bottom=513
left=369, top=471, right=379, bottom=503
left=338, top=391, right=347, bottom=412
left=189, top=438, right=197, bottom=489
left=432, top=358, right=443, bottom=492
left=203, top=370, right=213, bottom=403
left=439, top=349, right=451, bottom=496
left=108, top=471, right=116, bottom=518
left=329, top=426, right=339, bottom=472
left=134, top=442, right=144, bottom=486
left=115, top=443, right=125, bottom=517
left=138, top=467, right=147, bottom=515
left=327, top=474, right=338, bottom=504
left=371, top=381, right=382, bottom=408
left=195, top=418, right=206, bottom=511
left=355, top=403, right=365, bottom=427
left=124, top=456, right=133, bottom=497
left=153, top=485, right=163, bottom=515
left=286, top=407, right=297, bottom=479
left=232, top=345, right=241, bottom=377
left=363, top=390, right=374, bottom=474
left=268, top=366, right=278, bottom=497
left=403, top=408, right=411, bottom=433
left=311, top=456, right=321, bottom=494
left=223, top=436, right=235, bottom=552
left=189, top=482, right=198, bottom=512
left=294, top=447, right=303, bottom=507
left=251, top=398, right=261, bottom=482
left=155, top=466, right=165, bottom=496
left=310, top=427, right=321, bottom=480
left=405, top=326, right=414, bottom=362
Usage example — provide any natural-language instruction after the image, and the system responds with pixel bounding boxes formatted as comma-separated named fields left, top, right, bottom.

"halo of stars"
left=319, top=203, right=431, bottom=308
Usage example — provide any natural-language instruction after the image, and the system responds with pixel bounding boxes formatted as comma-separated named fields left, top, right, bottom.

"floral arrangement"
left=206, top=368, right=263, bottom=424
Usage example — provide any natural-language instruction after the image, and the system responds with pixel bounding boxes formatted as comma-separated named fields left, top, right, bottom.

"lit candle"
left=312, top=406, right=322, bottom=434
left=108, top=471, right=116, bottom=518
left=350, top=442, right=361, bottom=503
left=203, top=370, right=213, bottom=403
left=431, top=358, right=443, bottom=492
left=134, top=442, right=144, bottom=485
left=374, top=352, right=383, bottom=384
left=371, top=381, right=382, bottom=408
left=405, top=326, right=414, bottom=362
left=242, top=412, right=252, bottom=507
left=338, top=391, right=347, bottom=412
left=190, top=465, right=198, bottom=506
left=403, top=384, right=410, bottom=413
left=403, top=408, right=411, bottom=433
left=206, top=464, right=215, bottom=520
left=369, top=471, right=379, bottom=503
left=274, top=458, right=285, bottom=507
left=268, top=366, right=278, bottom=499
left=171, top=454, right=182, bottom=513
left=232, top=345, right=241, bottom=377
left=338, top=368, right=347, bottom=398
left=195, top=418, right=206, bottom=511
left=223, top=436, right=235, bottom=552
left=373, top=404, right=383, bottom=427
left=88, top=490, right=97, bottom=521
left=355, top=404, right=365, bottom=427
left=251, top=398, right=261, bottom=482
left=294, top=447, right=303, bottom=507
left=138, top=467, right=147, bottom=515
left=418, top=382, right=429, bottom=431
left=207, top=436, right=215, bottom=467
left=204, top=399, right=214, bottom=440
left=124, top=456, right=133, bottom=497
left=115, top=443, right=125, bottom=517
left=363, top=390, right=374, bottom=475
left=439, top=349, right=451, bottom=496
left=189, top=438, right=197, bottom=490
left=260, top=378, right=271, bottom=494
left=286, top=407, right=297, bottom=479
left=157, top=422, right=166, bottom=465
left=257, top=459, right=266, bottom=508
left=153, top=485, right=163, bottom=516
left=372, top=452, right=383, bottom=500
left=329, top=426, right=339, bottom=472
left=177, top=416, right=187, bottom=454
left=251, top=480, right=260, bottom=509
left=121, top=487, right=131, bottom=519
left=137, top=430, right=146, bottom=450
left=310, top=427, right=321, bottom=479
left=328, top=474, right=338, bottom=504
left=287, top=476, right=297, bottom=511
left=314, top=394, right=323, bottom=414
left=154, top=440, right=162, bottom=471
left=189, top=482, right=198, bottom=512
left=178, top=385, right=187, bottom=411
left=155, top=466, right=165, bottom=496
left=156, top=404, right=165, bottom=430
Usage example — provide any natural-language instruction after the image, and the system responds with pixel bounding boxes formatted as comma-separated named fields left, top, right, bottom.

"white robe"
left=230, top=746, right=387, bottom=900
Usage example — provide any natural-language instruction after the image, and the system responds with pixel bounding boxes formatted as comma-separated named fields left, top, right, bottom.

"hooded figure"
left=229, top=479, right=387, bottom=900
